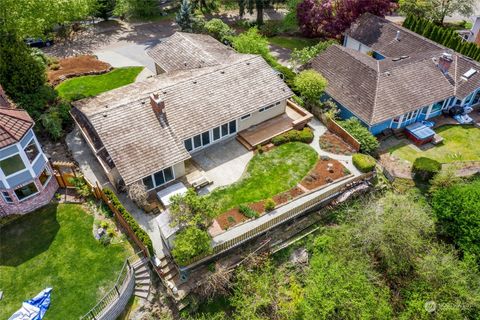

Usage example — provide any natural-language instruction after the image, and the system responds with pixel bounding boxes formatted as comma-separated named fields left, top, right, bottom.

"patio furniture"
left=191, top=176, right=211, bottom=190
left=156, top=182, right=188, bottom=207
left=405, top=122, right=435, bottom=145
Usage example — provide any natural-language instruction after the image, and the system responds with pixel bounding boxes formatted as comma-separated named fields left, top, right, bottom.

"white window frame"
left=39, top=166, right=52, bottom=187
left=0, top=152, right=29, bottom=179
left=23, top=137, right=41, bottom=165
left=143, top=166, right=176, bottom=191
left=14, top=181, right=40, bottom=202
left=1, top=191, right=13, bottom=204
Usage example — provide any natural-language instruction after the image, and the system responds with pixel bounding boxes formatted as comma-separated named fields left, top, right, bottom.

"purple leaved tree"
left=297, top=0, right=397, bottom=38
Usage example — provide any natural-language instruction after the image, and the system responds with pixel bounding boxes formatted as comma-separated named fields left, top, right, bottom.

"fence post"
left=90, top=310, right=97, bottom=320
left=115, top=284, right=120, bottom=296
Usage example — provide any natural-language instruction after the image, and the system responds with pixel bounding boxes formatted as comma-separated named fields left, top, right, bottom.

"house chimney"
left=150, top=93, right=165, bottom=115
left=395, top=30, right=401, bottom=41
left=438, top=53, right=453, bottom=74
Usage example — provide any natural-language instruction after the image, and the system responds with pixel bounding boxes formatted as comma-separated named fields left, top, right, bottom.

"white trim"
left=1, top=191, right=13, bottom=204
left=14, top=181, right=40, bottom=202
left=397, top=115, right=404, bottom=128
left=39, top=166, right=52, bottom=187
left=425, top=103, right=433, bottom=119
left=143, top=165, right=176, bottom=191
left=24, top=137, right=42, bottom=165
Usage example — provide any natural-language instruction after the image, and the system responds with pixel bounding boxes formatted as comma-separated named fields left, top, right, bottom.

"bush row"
left=338, top=118, right=379, bottom=154
left=271, top=127, right=314, bottom=146
left=403, top=15, right=480, bottom=61
left=352, top=153, right=376, bottom=173
left=103, top=188, right=154, bottom=255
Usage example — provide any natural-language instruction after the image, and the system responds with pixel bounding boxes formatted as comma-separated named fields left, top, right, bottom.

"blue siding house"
left=310, top=13, right=480, bottom=135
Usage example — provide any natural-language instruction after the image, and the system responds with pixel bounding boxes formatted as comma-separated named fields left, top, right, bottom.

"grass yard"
left=388, top=125, right=480, bottom=163
left=56, top=66, right=143, bottom=101
left=207, top=142, right=318, bottom=213
left=268, top=36, right=318, bottom=50
left=0, top=204, right=132, bottom=320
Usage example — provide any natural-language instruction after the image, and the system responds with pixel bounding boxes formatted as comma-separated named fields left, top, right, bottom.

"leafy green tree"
left=230, top=27, right=271, bottom=56
left=399, top=0, right=434, bottom=19
left=95, top=0, right=116, bottom=20
left=176, top=0, right=196, bottom=31
left=113, top=0, right=158, bottom=19
left=399, top=0, right=474, bottom=24
left=289, top=40, right=337, bottom=68
left=338, top=118, right=379, bottom=154
left=293, top=69, right=327, bottom=108
left=0, top=31, right=46, bottom=98
left=204, top=19, right=234, bottom=42
left=431, top=178, right=480, bottom=263
left=172, top=226, right=212, bottom=266
left=169, top=188, right=217, bottom=229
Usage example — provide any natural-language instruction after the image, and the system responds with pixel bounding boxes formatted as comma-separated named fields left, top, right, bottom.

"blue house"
left=310, top=13, right=480, bottom=135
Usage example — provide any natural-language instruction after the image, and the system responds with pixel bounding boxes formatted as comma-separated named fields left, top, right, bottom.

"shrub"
left=259, top=20, right=282, bottom=37
left=290, top=40, right=337, bottom=67
left=264, top=198, right=275, bottom=212
left=172, top=226, right=212, bottom=266
left=412, top=157, right=441, bottom=181
left=429, top=167, right=461, bottom=194
left=352, top=154, right=376, bottom=173
left=69, top=176, right=91, bottom=197
left=239, top=204, right=259, bottom=218
left=103, top=188, right=154, bottom=255
left=294, top=70, right=328, bottom=108
left=205, top=18, right=234, bottom=41
left=271, top=128, right=314, bottom=146
left=338, top=118, right=379, bottom=154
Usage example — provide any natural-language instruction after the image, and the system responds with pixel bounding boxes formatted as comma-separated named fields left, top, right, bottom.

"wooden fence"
left=321, top=114, right=361, bottom=152
left=52, top=161, right=77, bottom=188
left=184, top=172, right=374, bottom=268
left=84, top=178, right=150, bottom=259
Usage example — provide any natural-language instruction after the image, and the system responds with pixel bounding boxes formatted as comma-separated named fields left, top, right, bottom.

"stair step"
left=135, top=285, right=150, bottom=292
left=158, top=258, right=169, bottom=268
left=165, top=271, right=177, bottom=281
left=132, top=260, right=148, bottom=270
left=134, top=291, right=149, bottom=299
left=134, top=265, right=149, bottom=274
left=236, top=135, right=253, bottom=150
left=160, top=264, right=174, bottom=274
left=177, top=300, right=190, bottom=311
left=136, top=278, right=150, bottom=286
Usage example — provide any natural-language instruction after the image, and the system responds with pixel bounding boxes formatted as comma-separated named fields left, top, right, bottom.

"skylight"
left=462, top=68, right=477, bottom=80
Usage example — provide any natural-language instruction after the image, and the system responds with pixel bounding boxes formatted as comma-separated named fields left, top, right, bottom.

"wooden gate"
left=52, top=161, right=77, bottom=188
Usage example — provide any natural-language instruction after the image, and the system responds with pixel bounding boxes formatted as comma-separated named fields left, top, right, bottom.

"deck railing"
left=80, top=253, right=141, bottom=320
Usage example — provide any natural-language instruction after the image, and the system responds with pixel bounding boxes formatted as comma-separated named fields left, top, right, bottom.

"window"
left=431, top=101, right=443, bottom=113
left=240, top=114, right=251, bottom=120
left=14, top=182, right=38, bottom=201
left=39, top=168, right=51, bottom=186
left=184, top=138, right=193, bottom=152
left=420, top=106, right=429, bottom=115
left=1, top=191, right=13, bottom=204
left=221, top=124, right=229, bottom=137
left=259, top=104, right=274, bottom=112
left=202, top=131, right=210, bottom=145
left=24, top=139, right=40, bottom=163
left=404, top=110, right=419, bottom=121
left=0, top=154, right=26, bottom=177
left=229, top=120, right=237, bottom=134
left=213, top=127, right=220, bottom=141
left=275, top=101, right=281, bottom=106
left=143, top=166, right=175, bottom=190
left=143, top=176, right=154, bottom=190
left=392, top=116, right=401, bottom=123
left=193, top=135, right=202, bottom=148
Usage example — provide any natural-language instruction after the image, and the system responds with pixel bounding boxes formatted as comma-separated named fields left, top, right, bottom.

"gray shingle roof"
left=147, top=32, right=244, bottom=73
left=309, top=14, right=480, bottom=126
left=73, top=55, right=292, bottom=185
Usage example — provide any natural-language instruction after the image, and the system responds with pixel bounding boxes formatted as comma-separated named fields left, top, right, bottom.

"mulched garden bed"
left=319, top=131, right=356, bottom=155
left=300, top=158, right=348, bottom=190
left=272, top=187, right=305, bottom=205
left=48, top=55, right=112, bottom=86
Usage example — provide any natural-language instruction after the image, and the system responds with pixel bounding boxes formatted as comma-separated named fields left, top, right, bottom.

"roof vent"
left=462, top=68, right=477, bottom=80
left=220, top=70, right=225, bottom=74
left=384, top=71, right=391, bottom=76
left=400, top=55, right=409, bottom=59
left=246, top=62, right=250, bottom=65
left=163, top=91, right=167, bottom=94
left=193, top=80, right=197, bottom=84
left=103, top=113, right=107, bottom=117
left=184, top=61, right=188, bottom=66
left=392, top=57, right=401, bottom=62
left=395, top=30, right=401, bottom=41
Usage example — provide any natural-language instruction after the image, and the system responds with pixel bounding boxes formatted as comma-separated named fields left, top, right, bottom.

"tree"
left=289, top=40, right=337, bottom=68
left=399, top=0, right=433, bottom=19
left=0, top=31, right=46, bottom=98
left=204, top=19, right=234, bottom=42
left=293, top=70, right=327, bottom=107
left=338, top=118, right=379, bottom=154
left=114, top=0, right=158, bottom=19
left=230, top=27, right=271, bottom=57
left=171, top=226, right=212, bottom=266
left=238, top=0, right=267, bottom=25
left=176, top=0, right=196, bottom=32
left=169, top=188, right=217, bottom=229
left=399, top=0, right=474, bottom=25
left=297, top=0, right=396, bottom=38
left=95, top=0, right=116, bottom=20
left=431, top=178, right=480, bottom=263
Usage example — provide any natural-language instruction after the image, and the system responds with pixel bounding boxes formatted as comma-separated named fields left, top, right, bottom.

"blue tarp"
left=406, top=122, right=435, bottom=140
left=9, top=288, right=52, bottom=320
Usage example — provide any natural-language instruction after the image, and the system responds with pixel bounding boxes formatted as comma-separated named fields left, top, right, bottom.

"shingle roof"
left=309, top=14, right=480, bottom=126
left=147, top=32, right=244, bottom=73
left=0, top=107, right=34, bottom=148
left=73, top=55, right=293, bottom=185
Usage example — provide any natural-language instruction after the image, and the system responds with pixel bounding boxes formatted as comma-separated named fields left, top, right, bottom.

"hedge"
left=338, top=118, right=379, bottom=154
left=352, top=153, right=376, bottom=173
left=412, top=157, right=441, bottom=181
left=403, top=15, right=480, bottom=62
left=271, top=127, right=314, bottom=145
left=103, top=188, right=154, bottom=255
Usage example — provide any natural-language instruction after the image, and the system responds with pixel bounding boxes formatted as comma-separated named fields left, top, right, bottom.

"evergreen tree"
left=430, top=26, right=439, bottom=42
left=422, top=23, right=433, bottom=38
left=176, top=0, right=195, bottom=32
left=403, top=15, right=413, bottom=28
left=95, top=0, right=116, bottom=20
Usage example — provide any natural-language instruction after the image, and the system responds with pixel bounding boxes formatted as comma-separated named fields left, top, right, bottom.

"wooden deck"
left=237, top=102, right=313, bottom=150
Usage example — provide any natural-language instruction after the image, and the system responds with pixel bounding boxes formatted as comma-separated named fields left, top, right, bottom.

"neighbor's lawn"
left=268, top=36, right=318, bottom=50
left=388, top=125, right=480, bottom=163
left=56, top=66, right=143, bottom=101
left=0, top=204, right=132, bottom=320
left=208, top=142, right=318, bottom=213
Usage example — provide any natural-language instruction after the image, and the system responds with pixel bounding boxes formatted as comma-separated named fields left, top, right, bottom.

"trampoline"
left=405, top=122, right=435, bottom=145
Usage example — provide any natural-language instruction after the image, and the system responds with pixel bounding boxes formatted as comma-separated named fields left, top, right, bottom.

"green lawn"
left=0, top=204, right=132, bottom=319
left=268, top=36, right=318, bottom=50
left=388, top=125, right=480, bottom=163
left=56, top=66, right=144, bottom=101
left=207, top=142, right=318, bottom=213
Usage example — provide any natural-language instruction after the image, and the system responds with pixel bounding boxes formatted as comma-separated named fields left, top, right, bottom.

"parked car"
left=25, top=38, right=54, bottom=48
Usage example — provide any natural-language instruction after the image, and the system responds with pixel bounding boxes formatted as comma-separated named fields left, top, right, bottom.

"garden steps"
left=133, top=259, right=152, bottom=301
left=236, top=135, right=254, bottom=150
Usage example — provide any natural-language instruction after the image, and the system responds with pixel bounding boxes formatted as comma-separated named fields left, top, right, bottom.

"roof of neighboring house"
left=73, top=55, right=293, bottom=185
left=310, top=14, right=480, bottom=125
left=147, top=32, right=244, bottom=73
left=0, top=107, right=34, bottom=148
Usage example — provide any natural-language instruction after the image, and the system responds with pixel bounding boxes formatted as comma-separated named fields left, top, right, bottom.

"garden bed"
left=47, top=55, right=112, bottom=86
left=300, top=158, right=348, bottom=190
left=319, top=131, right=356, bottom=155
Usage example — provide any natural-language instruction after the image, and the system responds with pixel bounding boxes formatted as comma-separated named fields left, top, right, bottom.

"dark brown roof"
left=0, top=107, right=34, bottom=148
left=147, top=32, right=244, bottom=73
left=73, top=55, right=293, bottom=185
left=309, top=14, right=480, bottom=125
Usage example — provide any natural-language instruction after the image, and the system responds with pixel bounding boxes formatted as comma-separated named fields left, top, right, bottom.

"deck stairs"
left=236, top=135, right=254, bottom=150
left=132, top=258, right=153, bottom=301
